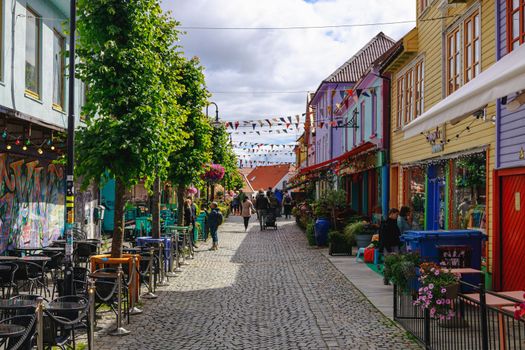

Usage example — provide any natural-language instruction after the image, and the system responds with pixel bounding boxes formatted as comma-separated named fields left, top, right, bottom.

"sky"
left=161, top=0, right=416, bottom=164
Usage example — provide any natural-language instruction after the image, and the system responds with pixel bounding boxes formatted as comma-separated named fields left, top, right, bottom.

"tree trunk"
left=177, top=185, right=185, bottom=225
left=151, top=177, right=161, bottom=238
left=111, top=178, right=126, bottom=258
left=211, top=184, right=215, bottom=202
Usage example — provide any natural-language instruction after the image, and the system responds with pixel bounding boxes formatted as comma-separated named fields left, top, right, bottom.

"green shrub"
left=305, top=221, right=316, bottom=246
left=383, top=253, right=420, bottom=292
left=343, top=221, right=365, bottom=245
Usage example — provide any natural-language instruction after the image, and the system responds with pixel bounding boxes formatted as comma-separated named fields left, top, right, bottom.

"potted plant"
left=313, top=201, right=330, bottom=246
left=383, top=253, right=420, bottom=292
left=344, top=221, right=373, bottom=249
left=413, top=262, right=461, bottom=320
left=328, top=229, right=353, bottom=255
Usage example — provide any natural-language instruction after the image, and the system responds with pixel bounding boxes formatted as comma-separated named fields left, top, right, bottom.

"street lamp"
left=206, top=102, right=220, bottom=128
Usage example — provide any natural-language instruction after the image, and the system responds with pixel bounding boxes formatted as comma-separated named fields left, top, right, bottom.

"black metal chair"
left=0, top=314, right=37, bottom=350
left=13, top=261, right=49, bottom=297
left=44, top=295, right=89, bottom=350
left=0, top=262, right=18, bottom=298
left=92, top=268, right=130, bottom=324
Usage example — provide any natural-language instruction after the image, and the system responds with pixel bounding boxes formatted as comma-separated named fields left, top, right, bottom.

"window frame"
left=507, top=0, right=525, bottom=51
left=446, top=28, right=461, bottom=95
left=371, top=89, right=377, bottom=137
left=360, top=100, right=365, bottom=144
left=352, top=108, right=357, bottom=147
left=395, top=57, right=425, bottom=129
left=0, top=0, right=3, bottom=82
left=463, top=11, right=480, bottom=84
left=25, top=7, right=41, bottom=99
left=52, top=30, right=65, bottom=111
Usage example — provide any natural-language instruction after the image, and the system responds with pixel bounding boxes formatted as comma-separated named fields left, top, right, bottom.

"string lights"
left=0, top=125, right=61, bottom=155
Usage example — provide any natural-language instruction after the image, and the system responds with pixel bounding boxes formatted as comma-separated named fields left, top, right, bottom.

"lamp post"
left=64, top=0, right=77, bottom=296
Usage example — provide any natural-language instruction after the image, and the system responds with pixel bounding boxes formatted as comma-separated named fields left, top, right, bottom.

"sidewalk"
left=322, top=251, right=395, bottom=320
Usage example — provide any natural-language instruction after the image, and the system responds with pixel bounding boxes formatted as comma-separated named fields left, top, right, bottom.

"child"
left=208, top=202, right=223, bottom=251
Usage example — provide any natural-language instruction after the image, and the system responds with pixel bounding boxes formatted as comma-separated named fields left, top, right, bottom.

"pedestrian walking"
left=184, top=198, right=199, bottom=249
left=208, top=202, right=223, bottom=251
left=283, top=192, right=292, bottom=219
left=255, top=189, right=270, bottom=230
left=241, top=197, right=256, bottom=231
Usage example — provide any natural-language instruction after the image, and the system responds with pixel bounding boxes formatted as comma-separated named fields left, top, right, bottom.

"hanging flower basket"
left=186, top=187, right=198, bottom=195
left=202, top=164, right=225, bottom=183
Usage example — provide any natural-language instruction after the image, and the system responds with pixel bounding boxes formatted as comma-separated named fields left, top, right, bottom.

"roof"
left=241, top=173, right=255, bottom=193
left=238, top=168, right=254, bottom=176
left=309, top=32, right=396, bottom=106
left=246, top=165, right=294, bottom=191
left=324, top=32, right=396, bottom=83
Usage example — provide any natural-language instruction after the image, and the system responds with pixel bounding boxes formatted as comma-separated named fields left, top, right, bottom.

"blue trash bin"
left=401, top=230, right=487, bottom=289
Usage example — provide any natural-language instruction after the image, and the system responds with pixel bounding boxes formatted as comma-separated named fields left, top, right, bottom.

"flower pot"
left=314, top=217, right=330, bottom=246
left=444, top=283, right=460, bottom=299
left=355, top=234, right=373, bottom=249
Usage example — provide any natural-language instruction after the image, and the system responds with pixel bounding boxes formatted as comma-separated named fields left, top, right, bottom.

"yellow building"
left=383, top=0, right=496, bottom=281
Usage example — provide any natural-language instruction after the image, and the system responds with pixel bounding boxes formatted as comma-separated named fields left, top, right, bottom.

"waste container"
left=196, top=212, right=207, bottom=241
left=401, top=230, right=487, bottom=288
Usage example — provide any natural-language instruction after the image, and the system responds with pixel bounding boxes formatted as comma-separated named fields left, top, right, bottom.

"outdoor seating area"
left=0, top=222, right=201, bottom=349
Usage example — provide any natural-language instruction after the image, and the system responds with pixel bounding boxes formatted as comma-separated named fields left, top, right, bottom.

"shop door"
left=501, top=175, right=525, bottom=291
left=427, top=165, right=446, bottom=230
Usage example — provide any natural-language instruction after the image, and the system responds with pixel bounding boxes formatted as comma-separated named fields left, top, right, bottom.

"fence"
left=394, top=281, right=525, bottom=350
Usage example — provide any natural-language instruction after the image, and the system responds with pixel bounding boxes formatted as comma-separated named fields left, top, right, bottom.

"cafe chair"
left=13, top=261, right=49, bottom=297
left=45, top=295, right=89, bottom=350
left=0, top=314, right=37, bottom=350
left=0, top=262, right=18, bottom=299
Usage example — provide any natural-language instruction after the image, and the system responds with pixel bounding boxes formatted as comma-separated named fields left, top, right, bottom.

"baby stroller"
left=262, top=211, right=278, bottom=230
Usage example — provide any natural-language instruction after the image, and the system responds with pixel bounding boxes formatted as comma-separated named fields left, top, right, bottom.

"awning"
left=404, top=43, right=525, bottom=139
left=298, top=158, right=334, bottom=175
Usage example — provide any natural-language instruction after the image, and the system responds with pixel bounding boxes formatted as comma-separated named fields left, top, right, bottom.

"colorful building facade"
left=384, top=0, right=497, bottom=277
left=493, top=0, right=525, bottom=291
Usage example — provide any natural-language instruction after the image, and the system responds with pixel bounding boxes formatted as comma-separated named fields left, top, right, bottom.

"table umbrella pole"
left=88, top=279, right=96, bottom=349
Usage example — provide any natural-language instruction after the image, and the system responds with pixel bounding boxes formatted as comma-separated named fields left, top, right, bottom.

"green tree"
left=167, top=57, right=212, bottom=224
left=75, top=0, right=186, bottom=257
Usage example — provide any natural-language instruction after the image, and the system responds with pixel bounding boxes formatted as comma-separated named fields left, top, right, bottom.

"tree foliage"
left=75, top=0, right=186, bottom=190
left=168, top=57, right=212, bottom=190
left=210, top=125, right=238, bottom=189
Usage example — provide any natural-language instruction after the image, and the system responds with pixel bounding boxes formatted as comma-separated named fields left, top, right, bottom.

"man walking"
left=208, top=202, right=223, bottom=251
left=255, top=189, right=270, bottom=230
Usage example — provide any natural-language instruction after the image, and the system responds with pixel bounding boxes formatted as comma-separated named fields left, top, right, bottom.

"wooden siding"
left=390, top=0, right=497, bottom=271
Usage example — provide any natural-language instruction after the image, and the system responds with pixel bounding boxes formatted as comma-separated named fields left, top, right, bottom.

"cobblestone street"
left=95, top=216, right=420, bottom=350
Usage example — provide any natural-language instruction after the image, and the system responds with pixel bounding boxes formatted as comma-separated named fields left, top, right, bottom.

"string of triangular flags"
left=228, top=127, right=303, bottom=135
left=236, top=152, right=295, bottom=157
left=239, top=160, right=294, bottom=167
left=223, top=114, right=307, bottom=130
left=232, top=142, right=296, bottom=147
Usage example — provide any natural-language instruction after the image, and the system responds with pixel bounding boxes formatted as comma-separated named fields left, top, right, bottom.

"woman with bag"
left=241, top=197, right=256, bottom=232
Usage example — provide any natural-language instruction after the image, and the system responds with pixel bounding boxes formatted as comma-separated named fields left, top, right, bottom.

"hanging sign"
left=425, top=125, right=446, bottom=154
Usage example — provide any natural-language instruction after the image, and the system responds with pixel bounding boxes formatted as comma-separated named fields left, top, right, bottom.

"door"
left=501, top=175, right=525, bottom=291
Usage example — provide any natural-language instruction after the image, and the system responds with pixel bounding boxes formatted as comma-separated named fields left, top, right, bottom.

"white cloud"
left=161, top=0, right=416, bottom=161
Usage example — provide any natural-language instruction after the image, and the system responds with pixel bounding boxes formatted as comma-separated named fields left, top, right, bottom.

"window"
left=53, top=31, right=65, bottom=110
left=371, top=89, right=377, bottom=136
left=464, top=12, right=480, bottom=83
left=352, top=109, right=357, bottom=147
left=25, top=7, right=41, bottom=98
left=404, top=167, right=425, bottom=229
left=447, top=28, right=461, bottom=94
left=508, top=0, right=525, bottom=51
left=396, top=58, right=425, bottom=128
left=419, top=0, right=431, bottom=14
left=360, top=101, right=365, bottom=143
left=446, top=9, right=481, bottom=95
left=415, top=61, right=425, bottom=117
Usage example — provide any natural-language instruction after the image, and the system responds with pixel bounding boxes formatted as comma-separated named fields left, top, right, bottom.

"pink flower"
left=436, top=299, right=442, bottom=305
left=434, top=270, right=440, bottom=276
left=441, top=288, right=447, bottom=293
left=428, top=283, right=435, bottom=290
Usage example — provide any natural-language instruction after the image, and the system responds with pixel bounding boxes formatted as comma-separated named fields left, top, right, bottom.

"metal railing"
left=394, top=281, right=525, bottom=350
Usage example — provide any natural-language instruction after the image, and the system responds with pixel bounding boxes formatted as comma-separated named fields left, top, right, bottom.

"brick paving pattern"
left=95, top=216, right=421, bottom=350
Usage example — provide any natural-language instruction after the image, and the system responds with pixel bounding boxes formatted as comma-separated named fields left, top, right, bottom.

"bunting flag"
left=295, top=115, right=300, bottom=123
left=256, top=131, right=260, bottom=135
left=286, top=123, right=290, bottom=128
left=280, top=117, right=286, bottom=123
left=234, top=121, right=240, bottom=130
left=272, top=118, right=279, bottom=123
left=265, top=119, right=272, bottom=127
left=287, top=116, right=292, bottom=123
left=259, top=120, right=264, bottom=127
left=252, top=123, right=256, bottom=130
left=283, top=130, right=288, bottom=133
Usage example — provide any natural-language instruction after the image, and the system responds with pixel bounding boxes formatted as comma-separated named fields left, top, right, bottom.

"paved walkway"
left=95, top=216, right=420, bottom=350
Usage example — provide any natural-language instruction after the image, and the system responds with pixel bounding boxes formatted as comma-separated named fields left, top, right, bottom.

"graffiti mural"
left=0, top=153, right=65, bottom=252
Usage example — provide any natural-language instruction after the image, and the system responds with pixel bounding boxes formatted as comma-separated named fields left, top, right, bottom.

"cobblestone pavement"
left=95, top=216, right=421, bottom=350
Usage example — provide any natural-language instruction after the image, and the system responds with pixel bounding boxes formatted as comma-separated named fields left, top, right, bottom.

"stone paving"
left=94, top=216, right=421, bottom=350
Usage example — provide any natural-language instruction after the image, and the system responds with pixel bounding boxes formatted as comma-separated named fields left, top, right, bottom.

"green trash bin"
left=196, top=212, right=207, bottom=241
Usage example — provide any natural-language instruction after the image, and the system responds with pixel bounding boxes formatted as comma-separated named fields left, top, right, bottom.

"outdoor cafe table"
left=135, top=237, right=172, bottom=271
left=0, top=323, right=25, bottom=339
left=90, top=254, right=141, bottom=307
left=464, top=293, right=517, bottom=350
left=0, top=256, right=50, bottom=262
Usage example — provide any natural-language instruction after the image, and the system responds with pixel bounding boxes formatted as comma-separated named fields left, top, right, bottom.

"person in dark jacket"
left=380, top=208, right=401, bottom=285
left=208, top=202, right=223, bottom=251
left=380, top=208, right=401, bottom=254
left=184, top=198, right=199, bottom=248
left=255, top=189, right=270, bottom=229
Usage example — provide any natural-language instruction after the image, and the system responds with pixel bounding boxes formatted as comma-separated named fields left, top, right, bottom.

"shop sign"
left=426, top=126, right=445, bottom=154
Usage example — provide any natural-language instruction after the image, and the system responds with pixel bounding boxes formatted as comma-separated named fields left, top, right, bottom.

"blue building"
left=0, top=0, right=93, bottom=251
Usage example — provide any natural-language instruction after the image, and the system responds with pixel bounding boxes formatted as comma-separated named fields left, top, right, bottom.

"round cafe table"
left=0, top=299, right=38, bottom=311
